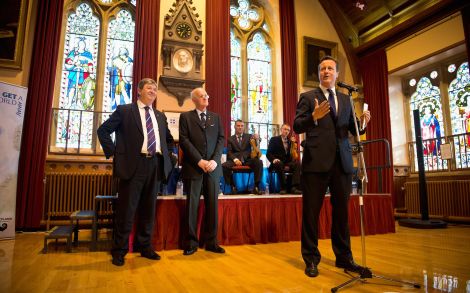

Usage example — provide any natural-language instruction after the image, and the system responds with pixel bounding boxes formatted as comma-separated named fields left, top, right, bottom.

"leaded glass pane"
left=247, top=33, right=271, bottom=149
left=410, top=76, right=445, bottom=171
left=448, top=62, right=470, bottom=168
left=103, top=9, right=135, bottom=112
left=230, top=0, right=260, bottom=31
left=230, top=32, right=242, bottom=127
left=57, top=3, right=100, bottom=149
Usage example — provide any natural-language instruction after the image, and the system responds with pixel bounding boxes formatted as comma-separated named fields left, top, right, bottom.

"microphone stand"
left=330, top=89, right=420, bottom=292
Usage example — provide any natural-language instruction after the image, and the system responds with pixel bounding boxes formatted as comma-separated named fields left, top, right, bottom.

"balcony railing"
left=407, top=132, right=470, bottom=173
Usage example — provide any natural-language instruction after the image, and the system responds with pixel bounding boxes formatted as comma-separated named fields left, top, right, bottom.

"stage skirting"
left=130, top=194, right=395, bottom=251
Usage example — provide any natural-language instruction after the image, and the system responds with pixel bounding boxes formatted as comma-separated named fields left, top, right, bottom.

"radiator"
left=44, top=172, right=115, bottom=226
left=404, top=180, right=470, bottom=218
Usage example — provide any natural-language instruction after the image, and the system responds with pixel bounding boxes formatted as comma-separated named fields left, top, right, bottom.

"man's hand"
left=273, top=159, right=281, bottom=164
left=234, top=158, right=242, bottom=166
left=198, top=159, right=209, bottom=172
left=206, top=160, right=218, bottom=173
left=312, top=98, right=330, bottom=121
left=360, top=110, right=371, bottom=128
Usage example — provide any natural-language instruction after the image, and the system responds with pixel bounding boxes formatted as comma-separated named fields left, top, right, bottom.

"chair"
left=269, top=165, right=293, bottom=193
left=230, top=165, right=253, bottom=193
left=94, top=195, right=118, bottom=246
left=69, top=210, right=97, bottom=250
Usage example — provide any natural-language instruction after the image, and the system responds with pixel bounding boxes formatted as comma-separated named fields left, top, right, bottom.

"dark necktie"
left=283, top=138, right=288, bottom=152
left=145, top=106, right=156, bottom=155
left=200, top=112, right=206, bottom=128
left=327, top=88, right=336, bottom=117
left=238, top=135, right=242, bottom=145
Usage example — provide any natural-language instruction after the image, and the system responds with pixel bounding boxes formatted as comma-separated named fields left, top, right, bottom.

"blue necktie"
left=145, top=106, right=156, bottom=155
left=327, top=88, right=336, bottom=117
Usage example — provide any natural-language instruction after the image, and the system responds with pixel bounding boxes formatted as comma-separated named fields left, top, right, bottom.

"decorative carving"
left=160, top=0, right=204, bottom=105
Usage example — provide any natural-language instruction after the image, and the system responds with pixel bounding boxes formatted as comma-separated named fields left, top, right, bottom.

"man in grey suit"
left=179, top=87, right=225, bottom=255
left=293, top=56, right=371, bottom=277
left=97, top=78, right=174, bottom=266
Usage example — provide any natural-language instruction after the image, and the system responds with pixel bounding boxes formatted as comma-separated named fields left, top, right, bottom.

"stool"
left=70, top=210, right=97, bottom=250
left=269, top=166, right=293, bottom=193
left=95, top=195, right=118, bottom=244
left=43, top=225, right=74, bottom=253
left=230, top=165, right=253, bottom=193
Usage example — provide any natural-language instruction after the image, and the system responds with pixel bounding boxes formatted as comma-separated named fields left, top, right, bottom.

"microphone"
left=337, top=81, right=359, bottom=92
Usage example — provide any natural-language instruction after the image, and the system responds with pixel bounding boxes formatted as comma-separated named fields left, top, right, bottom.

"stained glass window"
left=103, top=9, right=135, bottom=112
left=409, top=76, right=445, bottom=171
left=53, top=1, right=135, bottom=153
left=448, top=61, right=470, bottom=168
left=247, top=33, right=272, bottom=148
left=230, top=0, right=273, bottom=149
left=57, top=3, right=100, bottom=148
left=230, top=31, right=242, bottom=123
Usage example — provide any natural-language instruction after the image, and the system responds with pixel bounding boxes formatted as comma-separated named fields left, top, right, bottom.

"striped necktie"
left=145, top=106, right=156, bottom=155
left=200, top=112, right=206, bottom=128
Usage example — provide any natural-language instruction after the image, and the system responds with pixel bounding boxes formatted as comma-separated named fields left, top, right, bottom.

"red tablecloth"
left=130, top=194, right=395, bottom=251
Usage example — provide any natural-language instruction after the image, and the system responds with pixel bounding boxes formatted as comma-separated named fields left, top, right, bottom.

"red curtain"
left=462, top=5, right=470, bottom=62
left=359, top=50, right=394, bottom=201
left=205, top=0, right=231, bottom=139
left=280, top=0, right=298, bottom=127
left=16, top=0, right=64, bottom=229
left=132, top=0, right=160, bottom=102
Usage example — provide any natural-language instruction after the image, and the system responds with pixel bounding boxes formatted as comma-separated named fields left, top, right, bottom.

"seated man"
left=223, top=119, right=263, bottom=195
left=266, top=123, right=301, bottom=194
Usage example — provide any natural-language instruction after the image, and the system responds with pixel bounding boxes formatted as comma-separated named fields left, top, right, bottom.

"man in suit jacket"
left=293, top=56, right=371, bottom=277
left=222, top=119, right=263, bottom=195
left=266, top=123, right=301, bottom=194
left=97, top=78, right=175, bottom=266
left=179, top=87, right=225, bottom=255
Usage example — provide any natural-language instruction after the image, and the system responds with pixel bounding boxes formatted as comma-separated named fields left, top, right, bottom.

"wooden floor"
left=1, top=223, right=470, bottom=293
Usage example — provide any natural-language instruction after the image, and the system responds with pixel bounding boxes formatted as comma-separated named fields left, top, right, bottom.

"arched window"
left=230, top=0, right=273, bottom=149
left=404, top=57, right=470, bottom=172
left=51, top=0, right=135, bottom=154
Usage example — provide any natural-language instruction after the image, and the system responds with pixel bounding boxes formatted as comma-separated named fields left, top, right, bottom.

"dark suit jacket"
left=97, top=102, right=174, bottom=181
left=179, top=110, right=224, bottom=179
left=266, top=135, right=293, bottom=164
left=293, top=87, right=364, bottom=174
left=226, top=133, right=253, bottom=162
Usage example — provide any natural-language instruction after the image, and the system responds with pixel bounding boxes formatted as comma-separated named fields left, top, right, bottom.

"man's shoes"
left=304, top=263, right=319, bottom=277
left=231, top=186, right=238, bottom=195
left=141, top=249, right=161, bottom=260
left=253, top=186, right=262, bottom=195
left=205, top=245, right=225, bottom=254
left=336, top=259, right=371, bottom=276
left=112, top=254, right=125, bottom=266
left=279, top=189, right=287, bottom=195
left=183, top=246, right=198, bottom=255
left=291, top=187, right=302, bottom=194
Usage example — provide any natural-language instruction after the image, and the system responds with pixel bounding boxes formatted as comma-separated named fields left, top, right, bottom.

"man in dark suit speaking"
left=179, top=87, right=225, bottom=256
left=293, top=56, right=371, bottom=277
left=97, top=78, right=174, bottom=266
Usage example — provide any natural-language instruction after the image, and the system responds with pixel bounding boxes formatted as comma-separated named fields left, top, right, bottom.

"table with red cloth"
left=129, top=194, right=395, bottom=251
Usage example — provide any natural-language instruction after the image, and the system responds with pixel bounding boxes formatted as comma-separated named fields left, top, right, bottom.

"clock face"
left=176, top=22, right=192, bottom=39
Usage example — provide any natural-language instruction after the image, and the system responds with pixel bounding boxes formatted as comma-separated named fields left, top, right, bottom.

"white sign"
left=0, top=81, right=28, bottom=239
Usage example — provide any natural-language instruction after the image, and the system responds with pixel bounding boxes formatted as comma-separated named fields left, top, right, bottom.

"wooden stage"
left=131, top=193, right=395, bottom=251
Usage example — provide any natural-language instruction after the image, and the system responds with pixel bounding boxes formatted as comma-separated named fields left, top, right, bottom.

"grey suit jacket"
left=179, top=110, right=225, bottom=180
left=293, top=87, right=365, bottom=174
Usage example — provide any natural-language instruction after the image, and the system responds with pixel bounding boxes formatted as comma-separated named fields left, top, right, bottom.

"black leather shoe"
left=183, top=247, right=198, bottom=255
left=291, top=187, right=302, bottom=194
left=279, top=189, right=287, bottom=195
left=253, top=187, right=262, bottom=195
left=141, top=249, right=161, bottom=260
left=112, top=254, right=125, bottom=266
left=231, top=186, right=238, bottom=195
left=304, top=263, right=318, bottom=277
left=206, top=245, right=225, bottom=254
left=336, top=259, right=371, bottom=276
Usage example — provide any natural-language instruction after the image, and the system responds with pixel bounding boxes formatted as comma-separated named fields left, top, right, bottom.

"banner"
left=0, top=81, right=28, bottom=239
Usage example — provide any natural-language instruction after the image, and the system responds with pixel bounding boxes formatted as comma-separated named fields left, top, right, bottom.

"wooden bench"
left=43, top=225, right=74, bottom=253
